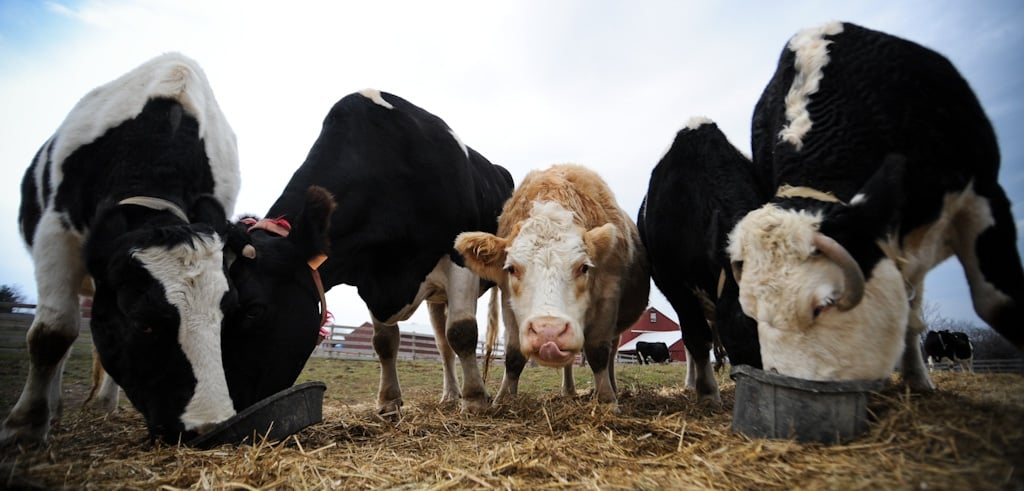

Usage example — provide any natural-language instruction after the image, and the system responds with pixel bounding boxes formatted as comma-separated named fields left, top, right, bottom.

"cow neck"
left=243, top=217, right=330, bottom=329
left=774, top=185, right=846, bottom=205
left=117, top=196, right=189, bottom=222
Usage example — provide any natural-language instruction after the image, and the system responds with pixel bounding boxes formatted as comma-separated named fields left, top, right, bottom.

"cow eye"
left=576, top=263, right=592, bottom=277
left=504, top=264, right=521, bottom=279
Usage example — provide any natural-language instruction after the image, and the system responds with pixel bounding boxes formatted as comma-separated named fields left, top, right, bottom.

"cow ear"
left=288, top=186, right=336, bottom=260
left=583, top=223, right=620, bottom=266
left=454, top=232, right=508, bottom=282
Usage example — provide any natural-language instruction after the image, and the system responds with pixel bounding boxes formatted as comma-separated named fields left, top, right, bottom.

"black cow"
left=227, top=89, right=513, bottom=414
left=727, top=22, right=1022, bottom=389
left=3, top=53, right=243, bottom=444
left=635, top=341, right=671, bottom=365
left=924, top=330, right=974, bottom=372
left=638, top=118, right=763, bottom=403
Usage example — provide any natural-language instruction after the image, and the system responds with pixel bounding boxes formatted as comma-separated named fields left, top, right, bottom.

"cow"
left=224, top=89, right=513, bottom=415
left=2, top=53, right=242, bottom=445
left=637, top=117, right=763, bottom=403
left=924, top=330, right=974, bottom=372
left=635, top=341, right=671, bottom=365
left=455, top=164, right=650, bottom=409
left=727, top=21, right=1023, bottom=390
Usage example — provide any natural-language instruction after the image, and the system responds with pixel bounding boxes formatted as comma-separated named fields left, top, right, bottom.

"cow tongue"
left=538, top=341, right=571, bottom=363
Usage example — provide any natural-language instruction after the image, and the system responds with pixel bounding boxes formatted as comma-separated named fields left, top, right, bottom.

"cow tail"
left=712, top=323, right=728, bottom=373
left=84, top=344, right=103, bottom=406
left=482, top=285, right=500, bottom=382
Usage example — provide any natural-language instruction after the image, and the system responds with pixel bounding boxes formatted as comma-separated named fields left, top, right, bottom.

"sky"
left=1, top=0, right=1022, bottom=336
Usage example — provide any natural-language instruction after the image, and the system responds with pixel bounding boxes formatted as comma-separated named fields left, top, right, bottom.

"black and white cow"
left=727, top=22, right=1023, bottom=389
left=226, top=89, right=513, bottom=415
left=3, top=53, right=242, bottom=444
left=923, top=330, right=974, bottom=372
left=638, top=118, right=763, bottom=403
left=635, top=341, right=671, bottom=365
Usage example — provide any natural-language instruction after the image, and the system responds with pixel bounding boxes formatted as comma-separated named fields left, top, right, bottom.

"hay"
left=2, top=368, right=1021, bottom=490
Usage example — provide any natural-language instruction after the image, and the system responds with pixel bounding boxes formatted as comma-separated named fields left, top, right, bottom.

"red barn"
left=617, top=307, right=687, bottom=362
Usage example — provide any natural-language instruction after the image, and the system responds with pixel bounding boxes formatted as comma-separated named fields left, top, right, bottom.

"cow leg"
left=955, top=185, right=1024, bottom=348
left=2, top=217, right=84, bottom=445
left=561, top=366, right=575, bottom=397
left=606, top=335, right=619, bottom=394
left=583, top=336, right=618, bottom=409
left=494, top=295, right=524, bottom=405
left=443, top=265, right=489, bottom=413
left=684, top=346, right=721, bottom=405
left=427, top=302, right=461, bottom=404
left=371, top=318, right=403, bottom=416
left=901, top=282, right=935, bottom=392
left=668, top=290, right=721, bottom=403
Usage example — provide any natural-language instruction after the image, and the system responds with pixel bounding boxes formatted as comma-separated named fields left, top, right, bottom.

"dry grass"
left=2, top=356, right=1022, bottom=490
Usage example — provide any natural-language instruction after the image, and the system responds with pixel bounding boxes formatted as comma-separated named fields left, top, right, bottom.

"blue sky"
left=1, top=0, right=1022, bottom=333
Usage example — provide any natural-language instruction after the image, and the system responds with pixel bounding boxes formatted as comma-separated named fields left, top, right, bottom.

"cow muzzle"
left=524, top=316, right=579, bottom=366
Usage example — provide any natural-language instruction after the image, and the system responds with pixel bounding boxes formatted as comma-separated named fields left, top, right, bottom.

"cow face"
left=221, top=186, right=335, bottom=408
left=726, top=205, right=909, bottom=380
left=86, top=204, right=236, bottom=441
left=456, top=201, right=619, bottom=367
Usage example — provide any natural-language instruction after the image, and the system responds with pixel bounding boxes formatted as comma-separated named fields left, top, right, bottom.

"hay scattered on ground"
left=2, top=371, right=1022, bottom=490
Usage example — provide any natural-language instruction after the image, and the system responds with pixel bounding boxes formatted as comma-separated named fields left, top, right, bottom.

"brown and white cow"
left=455, top=164, right=649, bottom=408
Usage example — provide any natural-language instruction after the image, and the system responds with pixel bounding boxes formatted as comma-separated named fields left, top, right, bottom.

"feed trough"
left=730, top=365, right=885, bottom=444
left=189, top=381, right=326, bottom=449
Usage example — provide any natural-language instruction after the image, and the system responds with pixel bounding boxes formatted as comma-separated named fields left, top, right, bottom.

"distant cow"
left=638, top=118, right=763, bottom=403
left=225, top=89, right=513, bottom=415
left=635, top=341, right=671, bottom=365
left=727, top=22, right=1023, bottom=389
left=455, top=164, right=650, bottom=409
left=924, top=330, right=974, bottom=372
left=3, top=53, right=241, bottom=444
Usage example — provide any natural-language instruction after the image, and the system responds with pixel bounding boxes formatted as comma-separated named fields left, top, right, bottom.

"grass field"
left=2, top=348, right=1023, bottom=489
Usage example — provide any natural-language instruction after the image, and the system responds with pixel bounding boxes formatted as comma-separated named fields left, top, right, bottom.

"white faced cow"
left=225, top=89, right=513, bottom=415
left=455, top=164, right=650, bottom=409
left=728, top=22, right=1022, bottom=388
left=3, top=53, right=240, bottom=445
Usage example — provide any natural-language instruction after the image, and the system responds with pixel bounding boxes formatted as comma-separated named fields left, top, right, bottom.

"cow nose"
left=526, top=316, right=571, bottom=344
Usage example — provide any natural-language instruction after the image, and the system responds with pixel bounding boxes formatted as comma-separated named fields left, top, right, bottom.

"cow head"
left=221, top=186, right=335, bottom=409
left=455, top=201, right=620, bottom=367
left=725, top=159, right=910, bottom=381
left=85, top=196, right=237, bottom=441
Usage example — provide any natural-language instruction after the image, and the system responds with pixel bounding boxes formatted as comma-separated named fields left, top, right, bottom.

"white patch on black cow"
left=685, top=116, right=713, bottom=130
left=133, top=235, right=236, bottom=431
left=449, top=129, right=470, bottom=159
left=358, top=88, right=395, bottom=109
left=779, top=20, right=844, bottom=150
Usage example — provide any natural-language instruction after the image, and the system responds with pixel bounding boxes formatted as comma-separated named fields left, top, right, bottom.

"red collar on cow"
left=241, top=217, right=291, bottom=236
left=242, top=216, right=331, bottom=328
left=118, top=196, right=189, bottom=223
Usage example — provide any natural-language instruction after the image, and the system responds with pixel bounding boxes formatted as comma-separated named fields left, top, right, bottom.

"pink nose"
left=525, top=316, right=572, bottom=347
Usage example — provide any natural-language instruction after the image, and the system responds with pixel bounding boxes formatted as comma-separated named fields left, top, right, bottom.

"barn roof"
left=618, top=330, right=682, bottom=352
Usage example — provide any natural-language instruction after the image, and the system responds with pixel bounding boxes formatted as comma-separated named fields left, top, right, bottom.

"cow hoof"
left=376, top=399, right=403, bottom=420
left=460, top=395, right=490, bottom=414
left=0, top=421, right=49, bottom=448
left=438, top=390, right=461, bottom=405
left=905, top=377, right=937, bottom=393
